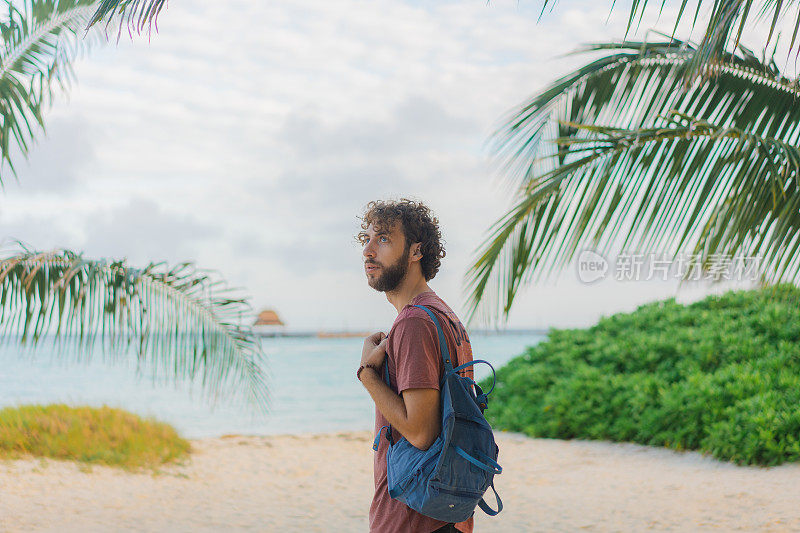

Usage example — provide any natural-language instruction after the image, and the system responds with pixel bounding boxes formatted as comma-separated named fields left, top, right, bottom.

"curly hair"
left=356, top=198, right=446, bottom=281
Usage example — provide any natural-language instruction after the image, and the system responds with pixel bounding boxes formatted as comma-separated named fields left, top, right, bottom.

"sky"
left=0, top=0, right=794, bottom=332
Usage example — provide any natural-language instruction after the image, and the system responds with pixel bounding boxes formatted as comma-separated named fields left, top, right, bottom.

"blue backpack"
left=373, top=304, right=503, bottom=523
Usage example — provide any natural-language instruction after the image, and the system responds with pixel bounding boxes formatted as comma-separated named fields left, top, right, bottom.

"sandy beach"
left=1, top=430, right=798, bottom=532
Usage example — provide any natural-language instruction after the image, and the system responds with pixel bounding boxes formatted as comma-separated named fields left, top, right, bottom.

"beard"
left=368, top=246, right=410, bottom=293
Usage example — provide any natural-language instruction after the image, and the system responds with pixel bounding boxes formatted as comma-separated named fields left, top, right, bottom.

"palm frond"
left=85, top=0, right=166, bottom=38
left=466, top=110, right=800, bottom=326
left=0, top=245, right=269, bottom=412
left=540, top=0, right=800, bottom=83
left=491, top=37, right=799, bottom=191
left=0, top=0, right=104, bottom=183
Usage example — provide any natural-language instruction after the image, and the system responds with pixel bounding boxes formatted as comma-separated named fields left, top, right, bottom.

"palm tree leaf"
left=0, top=0, right=105, bottom=183
left=466, top=112, right=800, bottom=325
left=540, top=0, right=800, bottom=83
left=488, top=37, right=800, bottom=249
left=85, top=0, right=166, bottom=37
left=0, top=245, right=270, bottom=412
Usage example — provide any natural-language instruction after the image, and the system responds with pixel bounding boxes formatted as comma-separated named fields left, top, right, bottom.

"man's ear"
left=410, top=243, right=423, bottom=261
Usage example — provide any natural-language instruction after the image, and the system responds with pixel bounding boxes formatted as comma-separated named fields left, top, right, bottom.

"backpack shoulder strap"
left=373, top=304, right=453, bottom=451
left=412, top=304, right=455, bottom=374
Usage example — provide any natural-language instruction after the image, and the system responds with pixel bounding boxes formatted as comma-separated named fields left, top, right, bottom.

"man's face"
left=361, top=221, right=411, bottom=292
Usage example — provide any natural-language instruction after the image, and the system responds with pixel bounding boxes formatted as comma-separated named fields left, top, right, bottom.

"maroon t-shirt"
left=369, top=290, right=475, bottom=533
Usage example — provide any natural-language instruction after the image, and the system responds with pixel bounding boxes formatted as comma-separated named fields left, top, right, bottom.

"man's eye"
left=380, top=236, right=388, bottom=242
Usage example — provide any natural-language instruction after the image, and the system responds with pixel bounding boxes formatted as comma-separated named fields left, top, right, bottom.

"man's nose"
left=363, top=241, right=376, bottom=258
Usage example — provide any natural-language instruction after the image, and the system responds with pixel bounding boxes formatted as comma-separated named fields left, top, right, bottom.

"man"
left=356, top=199, right=474, bottom=533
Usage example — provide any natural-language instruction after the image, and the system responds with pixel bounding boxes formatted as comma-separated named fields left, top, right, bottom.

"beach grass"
left=0, top=404, right=190, bottom=470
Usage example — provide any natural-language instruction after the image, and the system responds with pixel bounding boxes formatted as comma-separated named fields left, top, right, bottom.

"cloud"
left=80, top=198, right=220, bottom=265
left=279, top=95, right=477, bottom=160
left=4, top=0, right=789, bottom=331
left=240, top=95, right=486, bottom=274
left=0, top=218, right=76, bottom=251
left=5, top=115, right=94, bottom=194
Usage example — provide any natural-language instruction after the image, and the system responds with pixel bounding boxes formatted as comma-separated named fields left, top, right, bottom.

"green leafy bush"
left=480, top=284, right=800, bottom=465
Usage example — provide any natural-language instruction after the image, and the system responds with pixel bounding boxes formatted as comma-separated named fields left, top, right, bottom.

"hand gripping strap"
left=411, top=304, right=454, bottom=374
left=478, top=480, right=503, bottom=516
left=372, top=304, right=447, bottom=451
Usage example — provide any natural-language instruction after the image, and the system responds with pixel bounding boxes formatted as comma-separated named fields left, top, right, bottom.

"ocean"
left=0, top=333, right=545, bottom=438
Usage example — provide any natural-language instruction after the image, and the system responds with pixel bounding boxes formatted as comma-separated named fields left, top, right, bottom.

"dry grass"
left=0, top=404, right=190, bottom=470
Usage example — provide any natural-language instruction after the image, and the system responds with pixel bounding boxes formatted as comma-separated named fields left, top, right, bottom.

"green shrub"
left=480, top=283, right=800, bottom=466
left=702, top=391, right=800, bottom=466
left=0, top=404, right=190, bottom=470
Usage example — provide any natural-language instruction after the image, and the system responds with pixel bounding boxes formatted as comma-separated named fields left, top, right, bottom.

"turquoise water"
left=0, top=333, right=544, bottom=438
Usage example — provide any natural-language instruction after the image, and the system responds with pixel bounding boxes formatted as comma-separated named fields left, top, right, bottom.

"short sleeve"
left=390, top=316, right=441, bottom=394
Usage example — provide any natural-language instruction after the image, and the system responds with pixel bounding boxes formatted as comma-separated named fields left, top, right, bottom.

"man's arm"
left=360, top=368, right=441, bottom=450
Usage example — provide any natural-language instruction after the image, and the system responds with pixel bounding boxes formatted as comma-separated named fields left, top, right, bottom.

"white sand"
left=1, top=431, right=798, bottom=532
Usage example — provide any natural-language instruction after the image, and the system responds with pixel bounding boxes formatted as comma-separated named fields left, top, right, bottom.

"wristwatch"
left=357, top=363, right=380, bottom=381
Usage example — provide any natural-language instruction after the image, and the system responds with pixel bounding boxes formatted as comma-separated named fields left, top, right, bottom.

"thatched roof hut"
left=254, top=309, right=284, bottom=326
